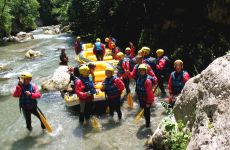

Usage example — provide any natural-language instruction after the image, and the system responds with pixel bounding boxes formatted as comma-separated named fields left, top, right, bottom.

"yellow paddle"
left=37, top=110, right=53, bottom=133
left=133, top=109, right=144, bottom=123
left=90, top=116, right=101, bottom=131
left=127, top=93, right=133, bottom=109
left=105, top=106, right=110, bottom=113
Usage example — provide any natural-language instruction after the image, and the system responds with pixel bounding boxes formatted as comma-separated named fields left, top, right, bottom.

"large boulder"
left=16, top=32, right=34, bottom=42
left=173, top=54, right=230, bottom=150
left=41, top=66, right=70, bottom=91
left=42, top=25, right=61, bottom=35
left=25, top=49, right=43, bottom=58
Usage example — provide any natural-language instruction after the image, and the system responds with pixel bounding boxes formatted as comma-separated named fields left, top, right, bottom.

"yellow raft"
left=76, top=43, right=118, bottom=67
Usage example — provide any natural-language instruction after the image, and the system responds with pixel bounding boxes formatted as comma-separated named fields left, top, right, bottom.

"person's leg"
left=123, top=78, right=130, bottom=94
left=79, top=101, right=86, bottom=123
left=144, top=105, right=151, bottom=127
left=115, top=97, right=122, bottom=119
left=32, top=108, right=45, bottom=129
left=108, top=100, right=114, bottom=117
left=22, top=108, right=32, bottom=131
left=85, top=101, right=93, bottom=120
left=96, top=53, right=100, bottom=61
left=158, top=75, right=166, bottom=95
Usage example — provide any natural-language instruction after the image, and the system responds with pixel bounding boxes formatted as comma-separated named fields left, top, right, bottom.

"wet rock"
left=42, top=25, right=61, bottom=35
left=16, top=32, right=34, bottom=42
left=25, top=49, right=43, bottom=58
left=0, top=64, right=11, bottom=73
left=173, top=55, right=230, bottom=150
left=41, top=66, right=70, bottom=91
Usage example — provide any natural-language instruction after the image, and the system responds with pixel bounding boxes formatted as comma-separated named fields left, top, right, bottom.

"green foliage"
left=51, top=0, right=71, bottom=24
left=162, top=118, right=191, bottom=150
left=0, top=0, right=13, bottom=37
left=10, top=0, right=40, bottom=30
left=0, top=0, right=40, bottom=38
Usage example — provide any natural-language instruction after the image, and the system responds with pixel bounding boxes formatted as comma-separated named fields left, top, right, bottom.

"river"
left=0, top=29, right=165, bottom=150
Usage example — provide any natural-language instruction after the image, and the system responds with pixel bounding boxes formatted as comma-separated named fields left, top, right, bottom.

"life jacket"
left=103, top=76, right=120, bottom=97
left=19, top=83, right=37, bottom=108
left=136, top=75, right=155, bottom=99
left=143, top=56, right=155, bottom=70
left=94, top=42, right=103, bottom=52
left=116, top=60, right=124, bottom=76
left=172, top=71, right=185, bottom=95
left=78, top=76, right=96, bottom=95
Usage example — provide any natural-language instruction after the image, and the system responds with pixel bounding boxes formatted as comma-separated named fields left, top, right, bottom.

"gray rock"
left=16, top=32, right=34, bottom=42
left=25, top=49, right=43, bottom=58
left=41, top=66, right=70, bottom=91
left=173, top=55, right=230, bottom=150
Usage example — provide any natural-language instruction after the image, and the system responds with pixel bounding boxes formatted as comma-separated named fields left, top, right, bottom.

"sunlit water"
left=0, top=29, right=166, bottom=150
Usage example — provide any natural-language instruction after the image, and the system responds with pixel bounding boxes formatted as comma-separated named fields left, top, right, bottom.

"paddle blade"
left=127, top=93, right=133, bottom=109
left=91, top=116, right=101, bottom=131
left=106, top=106, right=110, bottom=114
left=134, top=109, right=144, bottom=123
left=38, top=111, right=53, bottom=133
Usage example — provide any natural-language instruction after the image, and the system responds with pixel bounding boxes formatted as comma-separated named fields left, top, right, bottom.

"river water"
left=0, top=29, right=165, bottom=150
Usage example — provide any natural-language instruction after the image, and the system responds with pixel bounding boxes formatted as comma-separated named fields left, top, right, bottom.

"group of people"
left=13, top=35, right=190, bottom=132
left=68, top=36, right=190, bottom=128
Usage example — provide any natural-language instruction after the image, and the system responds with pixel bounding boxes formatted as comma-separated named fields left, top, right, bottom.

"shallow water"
left=0, top=29, right=166, bottom=150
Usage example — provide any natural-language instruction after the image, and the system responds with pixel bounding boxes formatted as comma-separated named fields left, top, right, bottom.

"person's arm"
left=74, top=42, right=78, bottom=51
left=101, top=80, right=106, bottom=92
left=183, top=72, right=190, bottom=83
left=93, top=45, right=96, bottom=55
left=168, top=74, right=173, bottom=95
left=128, top=66, right=137, bottom=79
left=75, top=80, right=89, bottom=99
left=102, top=44, right=106, bottom=56
left=114, top=78, right=125, bottom=93
left=145, top=79, right=154, bottom=105
left=129, top=42, right=135, bottom=59
left=156, top=58, right=166, bottom=70
left=31, top=85, right=41, bottom=99
left=13, top=85, right=22, bottom=97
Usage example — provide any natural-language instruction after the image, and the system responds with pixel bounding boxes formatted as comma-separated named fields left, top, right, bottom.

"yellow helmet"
left=117, top=52, right=124, bottom=59
left=76, top=36, right=81, bottom=40
left=156, top=49, right=164, bottom=57
left=96, top=38, right=101, bottom=42
left=105, top=37, right=109, bottom=42
left=174, top=59, right=183, bottom=67
left=138, top=64, right=147, bottom=70
left=20, top=72, right=32, bottom=79
left=79, top=65, right=89, bottom=76
left=141, top=46, right=150, bottom=55
left=138, top=49, right=143, bottom=55
left=125, top=47, right=131, bottom=51
left=105, top=67, right=114, bottom=74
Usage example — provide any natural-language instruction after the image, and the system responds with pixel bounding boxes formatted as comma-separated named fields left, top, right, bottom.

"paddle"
left=90, top=116, right=101, bottom=131
left=37, top=108, right=53, bottom=133
left=127, top=93, right=133, bottom=109
left=133, top=109, right=144, bottom=123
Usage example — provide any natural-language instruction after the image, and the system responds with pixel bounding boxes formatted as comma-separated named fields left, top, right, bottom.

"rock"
left=42, top=25, right=61, bottom=35
left=41, top=66, right=70, bottom=91
left=173, top=54, right=230, bottom=150
left=16, top=32, right=34, bottom=42
left=0, top=64, right=6, bottom=72
left=25, top=49, right=43, bottom=58
left=60, top=25, right=71, bottom=33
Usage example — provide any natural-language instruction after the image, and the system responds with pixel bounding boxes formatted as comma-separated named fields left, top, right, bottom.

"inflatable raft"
left=76, top=43, right=119, bottom=67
